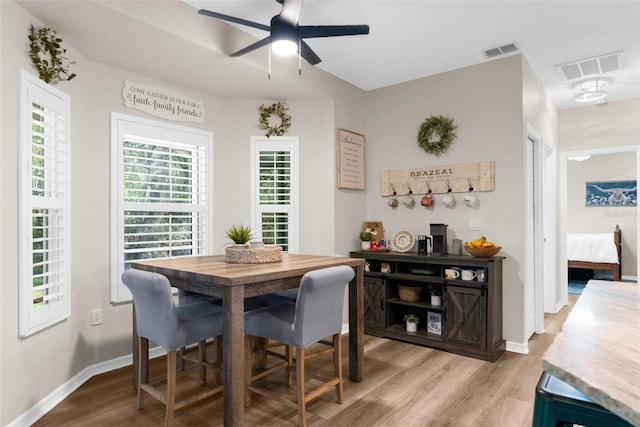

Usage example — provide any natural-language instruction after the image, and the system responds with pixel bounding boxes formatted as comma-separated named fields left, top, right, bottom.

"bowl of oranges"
left=465, top=236, right=501, bottom=257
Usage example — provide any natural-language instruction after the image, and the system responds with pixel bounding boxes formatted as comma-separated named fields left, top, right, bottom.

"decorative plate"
left=391, top=230, right=415, bottom=253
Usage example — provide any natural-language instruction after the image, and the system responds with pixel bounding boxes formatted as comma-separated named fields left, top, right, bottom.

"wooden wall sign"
left=381, top=161, right=495, bottom=196
left=122, top=80, right=205, bottom=123
left=337, top=128, right=365, bottom=190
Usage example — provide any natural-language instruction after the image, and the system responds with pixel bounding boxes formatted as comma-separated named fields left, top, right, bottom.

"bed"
left=567, top=226, right=622, bottom=281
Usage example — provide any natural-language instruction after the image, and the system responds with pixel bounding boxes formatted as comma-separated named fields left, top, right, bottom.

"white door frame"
left=559, top=145, right=640, bottom=307
left=524, top=124, right=554, bottom=336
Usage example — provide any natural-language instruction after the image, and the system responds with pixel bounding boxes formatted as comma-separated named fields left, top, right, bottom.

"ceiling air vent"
left=483, top=43, right=519, bottom=59
left=556, top=51, right=624, bottom=80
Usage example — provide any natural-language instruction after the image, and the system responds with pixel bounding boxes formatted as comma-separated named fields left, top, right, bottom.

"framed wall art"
left=337, top=128, right=365, bottom=190
left=586, top=180, right=637, bottom=206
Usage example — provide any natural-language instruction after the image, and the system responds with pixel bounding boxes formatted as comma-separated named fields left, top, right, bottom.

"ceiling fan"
left=198, top=0, right=369, bottom=66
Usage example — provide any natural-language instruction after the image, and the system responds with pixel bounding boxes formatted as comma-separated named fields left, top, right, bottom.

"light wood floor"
left=33, top=295, right=578, bottom=427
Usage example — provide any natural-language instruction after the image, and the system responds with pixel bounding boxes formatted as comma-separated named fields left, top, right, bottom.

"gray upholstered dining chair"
left=122, top=269, right=224, bottom=426
left=244, top=265, right=355, bottom=427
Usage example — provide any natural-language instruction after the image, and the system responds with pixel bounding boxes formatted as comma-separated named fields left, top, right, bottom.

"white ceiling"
left=16, top=0, right=640, bottom=110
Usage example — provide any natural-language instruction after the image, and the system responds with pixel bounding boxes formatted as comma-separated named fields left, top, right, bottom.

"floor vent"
left=556, top=51, right=624, bottom=80
left=484, top=43, right=519, bottom=59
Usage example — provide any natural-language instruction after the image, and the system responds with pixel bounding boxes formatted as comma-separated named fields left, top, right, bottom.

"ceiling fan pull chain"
left=268, top=48, right=272, bottom=80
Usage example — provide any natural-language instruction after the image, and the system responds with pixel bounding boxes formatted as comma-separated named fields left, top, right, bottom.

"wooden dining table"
left=130, top=253, right=365, bottom=427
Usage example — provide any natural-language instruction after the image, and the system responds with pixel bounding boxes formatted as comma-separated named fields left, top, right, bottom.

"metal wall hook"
left=406, top=183, right=413, bottom=195
left=425, top=181, right=432, bottom=194
left=391, top=184, right=397, bottom=195
left=467, top=178, right=474, bottom=192
left=446, top=180, right=452, bottom=193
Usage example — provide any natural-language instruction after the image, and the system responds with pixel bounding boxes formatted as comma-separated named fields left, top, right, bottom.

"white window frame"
left=250, top=136, right=299, bottom=253
left=18, top=70, right=71, bottom=337
left=110, top=113, right=213, bottom=303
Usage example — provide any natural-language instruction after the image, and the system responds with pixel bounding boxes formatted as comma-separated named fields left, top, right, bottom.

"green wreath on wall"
left=416, top=115, right=457, bottom=156
left=258, top=102, right=291, bottom=137
left=28, top=25, right=77, bottom=84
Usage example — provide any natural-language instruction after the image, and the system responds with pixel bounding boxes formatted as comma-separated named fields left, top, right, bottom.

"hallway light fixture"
left=573, top=78, right=610, bottom=103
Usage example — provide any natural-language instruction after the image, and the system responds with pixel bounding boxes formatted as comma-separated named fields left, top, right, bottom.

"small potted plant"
left=225, top=224, right=252, bottom=247
left=359, top=231, right=373, bottom=250
left=403, top=314, right=419, bottom=332
left=430, top=289, right=442, bottom=306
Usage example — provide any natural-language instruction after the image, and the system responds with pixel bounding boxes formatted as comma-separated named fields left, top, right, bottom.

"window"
left=110, top=114, right=213, bottom=303
left=18, top=70, right=71, bottom=337
left=250, top=136, right=299, bottom=253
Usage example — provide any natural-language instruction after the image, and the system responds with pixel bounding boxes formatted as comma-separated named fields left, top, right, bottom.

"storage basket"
left=224, top=246, right=282, bottom=264
left=398, top=285, right=421, bottom=302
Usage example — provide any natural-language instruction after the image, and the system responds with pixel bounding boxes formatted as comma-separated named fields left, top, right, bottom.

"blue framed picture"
left=586, top=180, right=637, bottom=206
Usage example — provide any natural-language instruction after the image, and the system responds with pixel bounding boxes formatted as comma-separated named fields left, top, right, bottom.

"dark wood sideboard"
left=350, top=251, right=505, bottom=362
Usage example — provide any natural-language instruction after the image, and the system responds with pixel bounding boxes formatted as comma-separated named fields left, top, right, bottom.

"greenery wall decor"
left=417, top=115, right=457, bottom=156
left=258, top=101, right=291, bottom=137
left=28, top=24, right=77, bottom=84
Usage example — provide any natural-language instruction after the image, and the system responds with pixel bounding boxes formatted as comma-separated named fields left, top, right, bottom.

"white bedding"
left=567, top=233, right=619, bottom=264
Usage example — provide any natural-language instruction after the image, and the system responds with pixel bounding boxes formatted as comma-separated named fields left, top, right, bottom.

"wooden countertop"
left=542, top=280, right=640, bottom=425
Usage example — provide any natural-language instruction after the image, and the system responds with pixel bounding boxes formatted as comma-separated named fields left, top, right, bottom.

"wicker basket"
left=224, top=246, right=282, bottom=264
left=398, top=285, right=422, bottom=302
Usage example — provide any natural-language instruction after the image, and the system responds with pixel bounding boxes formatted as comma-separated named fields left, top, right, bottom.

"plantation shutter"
left=111, top=114, right=213, bottom=303
left=250, top=137, right=299, bottom=253
left=19, top=70, right=71, bottom=337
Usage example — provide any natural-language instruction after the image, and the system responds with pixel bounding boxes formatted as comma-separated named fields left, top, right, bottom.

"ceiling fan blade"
left=300, top=40, right=321, bottom=65
left=279, top=0, right=303, bottom=25
left=198, top=9, right=271, bottom=32
left=230, top=37, right=272, bottom=57
left=300, top=25, right=370, bottom=39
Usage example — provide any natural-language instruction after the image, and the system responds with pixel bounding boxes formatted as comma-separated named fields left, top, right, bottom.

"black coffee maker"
left=430, top=223, right=448, bottom=256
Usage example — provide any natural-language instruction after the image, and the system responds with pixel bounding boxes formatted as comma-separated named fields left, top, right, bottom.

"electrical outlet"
left=91, top=309, right=103, bottom=326
left=468, top=218, right=481, bottom=231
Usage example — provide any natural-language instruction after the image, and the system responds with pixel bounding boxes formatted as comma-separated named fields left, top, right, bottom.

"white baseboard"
left=506, top=340, right=529, bottom=354
left=8, top=347, right=165, bottom=427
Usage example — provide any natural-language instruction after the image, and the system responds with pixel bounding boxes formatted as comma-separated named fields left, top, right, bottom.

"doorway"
left=560, top=146, right=640, bottom=306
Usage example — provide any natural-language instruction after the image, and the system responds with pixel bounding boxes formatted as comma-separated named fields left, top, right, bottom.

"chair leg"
left=287, top=345, right=294, bottom=386
left=214, top=337, right=223, bottom=386
left=165, top=351, right=177, bottom=427
left=137, top=336, right=147, bottom=409
left=296, top=347, right=307, bottom=427
left=333, top=334, right=344, bottom=404
left=198, top=340, right=207, bottom=386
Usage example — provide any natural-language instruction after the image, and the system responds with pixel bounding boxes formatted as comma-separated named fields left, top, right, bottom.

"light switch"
left=468, top=218, right=481, bottom=231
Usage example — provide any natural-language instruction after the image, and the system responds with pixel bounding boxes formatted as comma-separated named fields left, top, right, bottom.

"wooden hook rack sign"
left=381, top=161, right=495, bottom=196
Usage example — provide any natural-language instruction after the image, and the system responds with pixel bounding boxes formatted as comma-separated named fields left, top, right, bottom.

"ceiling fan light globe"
left=272, top=39, right=297, bottom=56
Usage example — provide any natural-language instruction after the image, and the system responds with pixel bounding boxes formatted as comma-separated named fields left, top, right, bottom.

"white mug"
left=441, top=194, right=456, bottom=207
left=403, top=195, right=415, bottom=208
left=461, top=269, right=478, bottom=281
left=444, top=268, right=460, bottom=279
left=463, top=193, right=479, bottom=207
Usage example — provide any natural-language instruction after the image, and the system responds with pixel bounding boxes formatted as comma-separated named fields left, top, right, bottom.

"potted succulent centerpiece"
left=224, top=224, right=282, bottom=264
left=225, top=224, right=252, bottom=247
left=403, top=314, right=419, bottom=332
left=359, top=231, right=373, bottom=250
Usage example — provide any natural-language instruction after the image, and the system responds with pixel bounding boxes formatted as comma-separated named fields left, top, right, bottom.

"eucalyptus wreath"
left=416, top=115, right=457, bottom=156
left=28, top=25, right=76, bottom=84
left=258, top=102, right=291, bottom=137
